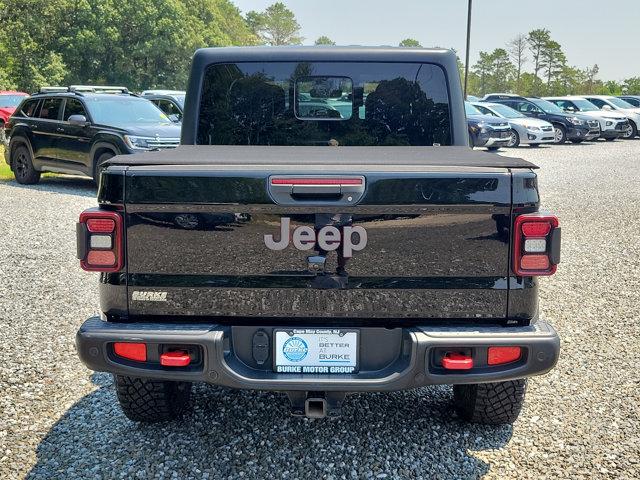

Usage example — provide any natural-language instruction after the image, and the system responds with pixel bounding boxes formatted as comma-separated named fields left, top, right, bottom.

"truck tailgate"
left=118, top=154, right=516, bottom=322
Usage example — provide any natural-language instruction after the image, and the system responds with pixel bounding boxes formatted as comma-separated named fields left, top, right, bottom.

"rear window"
left=197, top=62, right=451, bottom=146
left=20, top=99, right=40, bottom=117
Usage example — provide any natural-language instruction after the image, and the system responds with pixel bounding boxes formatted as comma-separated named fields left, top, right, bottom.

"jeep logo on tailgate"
left=264, top=217, right=367, bottom=257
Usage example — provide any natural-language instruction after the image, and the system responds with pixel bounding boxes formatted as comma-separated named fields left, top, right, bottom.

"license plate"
left=274, top=329, right=358, bottom=374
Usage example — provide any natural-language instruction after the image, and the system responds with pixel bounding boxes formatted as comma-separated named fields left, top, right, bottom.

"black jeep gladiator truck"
left=76, top=47, right=561, bottom=425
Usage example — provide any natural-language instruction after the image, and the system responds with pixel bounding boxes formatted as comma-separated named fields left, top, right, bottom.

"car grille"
left=146, top=138, right=180, bottom=149
left=616, top=121, right=629, bottom=131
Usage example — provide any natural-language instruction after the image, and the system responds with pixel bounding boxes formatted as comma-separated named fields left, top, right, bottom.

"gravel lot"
left=1, top=140, right=639, bottom=479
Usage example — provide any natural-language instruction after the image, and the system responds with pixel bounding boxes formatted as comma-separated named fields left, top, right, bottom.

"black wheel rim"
left=14, top=151, right=29, bottom=179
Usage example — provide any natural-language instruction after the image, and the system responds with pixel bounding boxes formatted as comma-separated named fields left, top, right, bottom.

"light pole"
left=463, top=0, right=472, bottom=99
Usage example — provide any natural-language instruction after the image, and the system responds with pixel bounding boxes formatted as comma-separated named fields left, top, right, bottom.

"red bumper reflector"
left=520, top=254, right=550, bottom=270
left=114, top=342, right=147, bottom=362
left=488, top=346, right=522, bottom=365
left=160, top=351, right=191, bottom=367
left=442, top=353, right=473, bottom=370
left=87, top=250, right=116, bottom=266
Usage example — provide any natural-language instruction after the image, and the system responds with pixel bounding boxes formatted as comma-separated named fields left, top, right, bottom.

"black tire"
left=507, top=129, right=520, bottom=148
left=453, top=379, right=527, bottom=425
left=114, top=375, right=192, bottom=422
left=529, top=143, right=540, bottom=148
left=605, top=137, right=616, bottom=142
left=12, top=144, right=41, bottom=184
left=486, top=146, right=500, bottom=151
left=553, top=124, right=567, bottom=144
left=92, top=151, right=115, bottom=183
left=622, top=121, right=637, bottom=139
left=571, top=139, right=584, bottom=144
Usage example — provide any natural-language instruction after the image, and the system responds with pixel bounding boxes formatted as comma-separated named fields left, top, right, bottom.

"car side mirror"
left=565, top=107, right=576, bottom=112
left=601, top=104, right=613, bottom=111
left=167, top=114, right=181, bottom=123
left=68, top=114, right=89, bottom=126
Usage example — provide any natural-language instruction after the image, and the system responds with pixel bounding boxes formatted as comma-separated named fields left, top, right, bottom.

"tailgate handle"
left=269, top=176, right=365, bottom=205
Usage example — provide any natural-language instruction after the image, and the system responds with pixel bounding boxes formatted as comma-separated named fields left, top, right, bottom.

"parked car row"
left=2, top=86, right=185, bottom=184
left=467, top=93, right=640, bottom=149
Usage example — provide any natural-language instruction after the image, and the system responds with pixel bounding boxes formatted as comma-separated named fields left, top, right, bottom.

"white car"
left=472, top=102, right=555, bottom=147
left=544, top=96, right=629, bottom=141
left=581, top=95, right=640, bottom=139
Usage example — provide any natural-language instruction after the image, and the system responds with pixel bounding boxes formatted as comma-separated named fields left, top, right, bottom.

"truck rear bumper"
left=76, top=317, right=560, bottom=391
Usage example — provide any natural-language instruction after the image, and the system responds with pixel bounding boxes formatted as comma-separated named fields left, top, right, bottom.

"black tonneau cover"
left=107, top=146, right=538, bottom=169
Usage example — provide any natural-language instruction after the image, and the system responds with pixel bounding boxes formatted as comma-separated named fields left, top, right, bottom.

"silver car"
left=581, top=95, right=640, bottom=139
left=472, top=102, right=555, bottom=147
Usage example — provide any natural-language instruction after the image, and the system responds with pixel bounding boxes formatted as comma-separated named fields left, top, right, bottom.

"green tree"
left=540, top=40, right=566, bottom=85
left=0, top=0, right=257, bottom=91
left=527, top=28, right=551, bottom=79
left=622, top=77, right=640, bottom=94
left=246, top=2, right=303, bottom=46
left=314, top=36, right=335, bottom=45
left=399, top=38, right=422, bottom=47
left=471, top=49, right=515, bottom=95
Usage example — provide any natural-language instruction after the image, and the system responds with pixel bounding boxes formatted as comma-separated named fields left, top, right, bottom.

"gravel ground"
left=1, top=140, right=639, bottom=479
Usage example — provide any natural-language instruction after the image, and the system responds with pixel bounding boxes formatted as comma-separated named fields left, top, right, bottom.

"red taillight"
left=113, top=342, right=147, bottom=362
left=270, top=177, right=363, bottom=186
left=513, top=213, right=560, bottom=276
left=488, top=346, right=522, bottom=365
left=78, top=209, right=123, bottom=272
left=86, top=218, right=115, bottom=233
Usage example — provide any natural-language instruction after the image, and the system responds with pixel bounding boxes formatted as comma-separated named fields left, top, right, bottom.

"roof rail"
left=69, top=85, right=130, bottom=93
left=39, top=86, right=68, bottom=93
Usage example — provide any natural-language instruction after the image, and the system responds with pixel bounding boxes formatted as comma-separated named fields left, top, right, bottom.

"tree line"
left=0, top=1, right=637, bottom=95
left=466, top=29, right=640, bottom=97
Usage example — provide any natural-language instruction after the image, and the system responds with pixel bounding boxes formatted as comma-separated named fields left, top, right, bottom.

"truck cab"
left=75, top=47, right=560, bottom=425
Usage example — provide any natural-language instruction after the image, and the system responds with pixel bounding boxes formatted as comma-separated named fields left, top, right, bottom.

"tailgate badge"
left=307, top=255, right=326, bottom=273
left=132, top=291, right=167, bottom=302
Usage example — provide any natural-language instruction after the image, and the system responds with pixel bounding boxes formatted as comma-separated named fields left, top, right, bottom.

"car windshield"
left=487, top=104, right=525, bottom=119
left=607, top=97, right=634, bottom=109
left=571, top=99, right=599, bottom=111
left=0, top=95, right=27, bottom=108
left=530, top=98, right=564, bottom=114
left=465, top=102, right=482, bottom=115
left=85, top=97, right=171, bottom=126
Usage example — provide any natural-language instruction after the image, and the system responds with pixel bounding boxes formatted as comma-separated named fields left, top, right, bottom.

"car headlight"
left=569, top=117, right=585, bottom=126
left=124, top=135, right=153, bottom=150
left=525, top=125, right=541, bottom=131
left=477, top=122, right=490, bottom=134
left=605, top=121, right=613, bottom=126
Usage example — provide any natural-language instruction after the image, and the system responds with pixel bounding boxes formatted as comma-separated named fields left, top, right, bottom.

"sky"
left=233, top=0, right=640, bottom=81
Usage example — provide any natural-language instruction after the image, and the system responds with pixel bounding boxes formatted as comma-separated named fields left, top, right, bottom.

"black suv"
left=141, top=90, right=185, bottom=122
left=483, top=94, right=601, bottom=144
left=3, top=86, right=181, bottom=184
